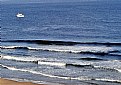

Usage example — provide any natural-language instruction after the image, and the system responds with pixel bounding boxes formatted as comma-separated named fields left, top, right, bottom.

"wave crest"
left=0, top=64, right=121, bottom=83
left=1, top=45, right=119, bottom=56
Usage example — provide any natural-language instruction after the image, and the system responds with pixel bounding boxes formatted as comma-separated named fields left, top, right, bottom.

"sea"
left=1, top=0, right=121, bottom=85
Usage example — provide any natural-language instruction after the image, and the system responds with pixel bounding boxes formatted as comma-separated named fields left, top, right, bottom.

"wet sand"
left=0, top=78, right=46, bottom=85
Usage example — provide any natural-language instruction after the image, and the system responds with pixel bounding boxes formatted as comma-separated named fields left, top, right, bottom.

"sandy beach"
left=0, top=78, right=46, bottom=85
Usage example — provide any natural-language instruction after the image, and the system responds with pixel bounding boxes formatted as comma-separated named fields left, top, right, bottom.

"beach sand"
left=0, top=78, right=46, bottom=85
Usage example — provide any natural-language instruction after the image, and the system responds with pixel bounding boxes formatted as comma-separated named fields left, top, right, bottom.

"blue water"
left=1, top=1, right=121, bottom=85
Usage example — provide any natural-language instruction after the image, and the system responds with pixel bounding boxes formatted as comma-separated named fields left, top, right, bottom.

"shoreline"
left=0, top=78, right=46, bottom=85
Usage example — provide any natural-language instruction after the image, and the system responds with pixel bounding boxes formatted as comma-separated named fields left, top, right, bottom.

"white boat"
left=16, top=13, right=24, bottom=18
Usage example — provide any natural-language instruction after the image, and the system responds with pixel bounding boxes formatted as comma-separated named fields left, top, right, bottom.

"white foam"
left=1, top=64, right=121, bottom=83
left=70, top=62, right=92, bottom=66
left=0, top=64, right=92, bottom=81
left=37, top=45, right=114, bottom=53
left=0, top=46, right=30, bottom=50
left=1, top=55, right=45, bottom=62
left=115, top=68, right=121, bottom=73
left=1, top=55, right=66, bottom=67
left=38, top=61, right=66, bottom=66
left=90, top=60, right=121, bottom=73
left=0, top=45, right=115, bottom=53
left=0, top=46, right=18, bottom=49
left=0, top=64, right=18, bottom=71
left=95, top=78, right=121, bottom=83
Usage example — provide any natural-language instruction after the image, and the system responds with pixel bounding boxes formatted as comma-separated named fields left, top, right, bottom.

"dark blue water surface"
left=1, top=1, right=121, bottom=85
left=1, top=1, right=121, bottom=42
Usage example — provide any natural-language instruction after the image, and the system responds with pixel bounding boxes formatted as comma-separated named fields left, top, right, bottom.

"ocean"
left=1, top=1, right=121, bottom=85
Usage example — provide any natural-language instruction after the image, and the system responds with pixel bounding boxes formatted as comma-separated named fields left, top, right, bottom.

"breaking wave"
left=0, top=64, right=121, bottom=83
left=0, top=55, right=41, bottom=63
left=1, top=55, right=66, bottom=66
left=0, top=45, right=119, bottom=56
left=1, top=55, right=121, bottom=73
left=0, top=64, right=92, bottom=80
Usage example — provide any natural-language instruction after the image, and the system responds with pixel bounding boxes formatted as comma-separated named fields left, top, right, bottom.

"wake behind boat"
left=16, top=13, right=24, bottom=18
